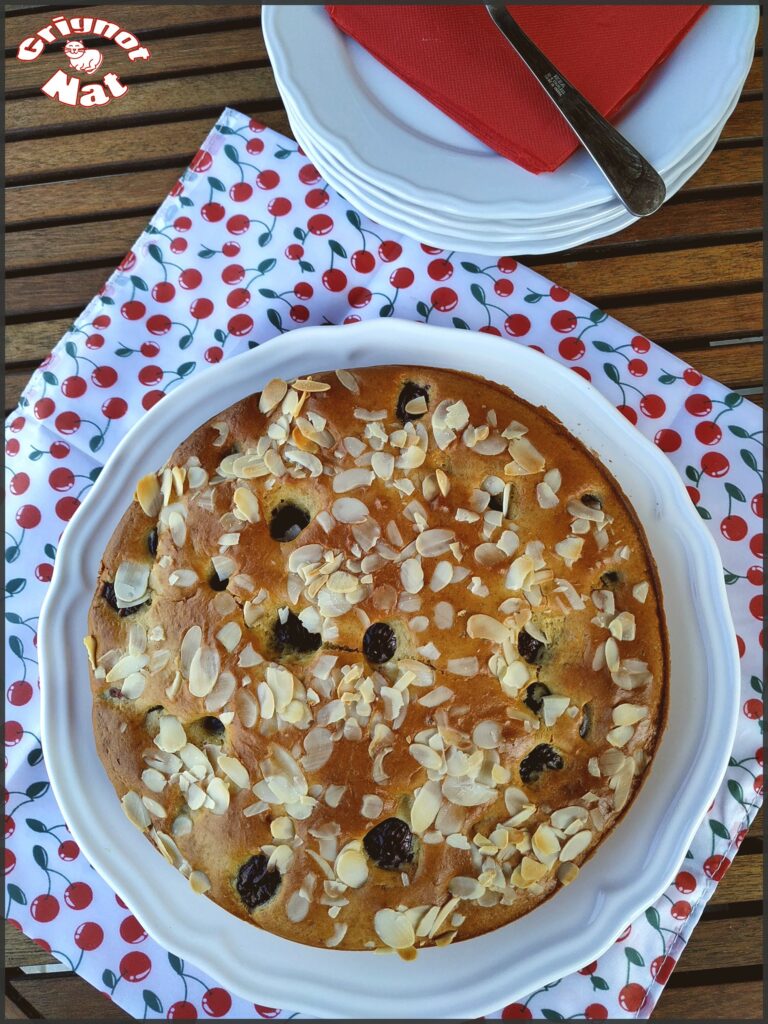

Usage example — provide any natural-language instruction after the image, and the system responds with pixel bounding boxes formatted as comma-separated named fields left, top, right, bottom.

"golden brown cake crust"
left=86, top=365, right=667, bottom=953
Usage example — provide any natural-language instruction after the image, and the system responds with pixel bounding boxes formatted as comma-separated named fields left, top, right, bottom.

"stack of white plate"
left=263, top=5, right=758, bottom=256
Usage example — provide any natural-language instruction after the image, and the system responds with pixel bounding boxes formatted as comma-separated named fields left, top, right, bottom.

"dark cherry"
left=273, top=610, right=321, bottom=653
left=147, top=528, right=158, bottom=557
left=363, top=818, right=414, bottom=870
left=517, top=629, right=545, bottom=665
left=579, top=703, right=592, bottom=739
left=581, top=493, right=603, bottom=510
left=209, top=567, right=228, bottom=591
left=524, top=682, right=551, bottom=714
left=269, top=502, right=311, bottom=542
left=102, top=581, right=148, bottom=617
left=362, top=622, right=397, bottom=664
left=396, top=381, right=429, bottom=423
left=520, top=743, right=564, bottom=784
left=201, top=716, right=225, bottom=736
left=236, top=854, right=280, bottom=910
left=600, top=571, right=621, bottom=588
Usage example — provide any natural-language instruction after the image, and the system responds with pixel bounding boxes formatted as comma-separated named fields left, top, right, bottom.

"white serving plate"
left=40, top=320, right=740, bottom=1019
left=262, top=5, right=758, bottom=220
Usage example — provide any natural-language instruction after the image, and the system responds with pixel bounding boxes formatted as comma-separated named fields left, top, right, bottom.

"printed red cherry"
left=616, top=924, right=632, bottom=941
left=651, top=955, right=676, bottom=984
left=190, top=298, right=214, bottom=319
left=138, top=366, right=163, bottom=386
left=631, top=335, right=651, bottom=353
left=747, top=565, right=763, bottom=586
left=201, top=202, right=225, bottom=223
left=168, top=1002, right=197, bottom=1019
left=322, top=268, right=347, bottom=292
left=9, top=473, right=29, bottom=496
left=74, top=922, right=103, bottom=951
left=246, top=138, right=264, bottom=155
left=758, top=748, right=764, bottom=766
left=85, top=331, right=105, bottom=351
left=305, top=188, right=328, bottom=209
left=294, top=281, right=313, bottom=299
left=628, top=358, right=647, bottom=377
left=550, top=309, right=577, bottom=333
left=227, top=214, right=251, bottom=235
left=497, top=256, right=517, bottom=273
left=390, top=267, right=414, bottom=289
left=179, top=268, right=202, bottom=290
left=62, top=375, right=87, bottom=398
left=5, top=722, right=23, bottom=746
left=56, top=497, right=80, bottom=522
left=229, top=182, right=253, bottom=202
left=655, top=428, right=681, bottom=453
left=202, top=988, right=232, bottom=1017
left=6, top=439, right=20, bottom=456
left=640, top=394, right=665, bottom=418
left=269, top=197, right=292, bottom=217
left=479, top=325, right=501, bottom=336
left=351, top=250, right=375, bottom=273
left=695, top=421, right=721, bottom=445
left=151, top=282, right=175, bottom=303
left=5, top=849, right=15, bottom=875
left=120, top=914, right=147, bottom=944
left=222, top=241, right=240, bottom=257
left=578, top=961, right=597, bottom=975
left=34, top=398, right=55, bottom=420
left=721, top=516, right=747, bottom=542
left=683, top=367, right=702, bottom=386
left=378, top=240, right=401, bottom=262
left=16, top=504, right=41, bottom=529
left=431, top=287, right=458, bottom=312
left=92, top=366, right=117, bottom=389
left=118, top=251, right=136, bottom=271
left=618, top=983, right=646, bottom=1013
left=5, top=815, right=14, bottom=838
left=140, top=342, right=159, bottom=358
left=121, top=299, right=146, bottom=321
left=146, top=314, right=171, bottom=336
left=550, top=285, right=569, bottom=301
left=308, top=213, right=333, bottom=235
left=49, top=467, right=75, bottom=492
left=227, top=288, right=251, bottom=309
left=228, top=314, right=253, bottom=336
left=428, top=258, right=453, bottom=281
left=190, top=149, right=213, bottom=173
left=120, top=950, right=151, bottom=982
left=257, top=170, right=280, bottom=190
left=222, top=264, right=245, bottom=286
left=170, top=238, right=187, bottom=254
left=494, top=278, right=514, bottom=297
left=55, top=412, right=80, bottom=439
left=750, top=594, right=763, bottom=620
left=290, top=305, right=309, bottom=323
left=558, top=336, right=584, bottom=360
left=750, top=493, right=762, bottom=517
left=703, top=854, right=731, bottom=880
left=671, top=899, right=691, bottom=920
left=685, top=393, right=712, bottom=417
left=737, top=635, right=746, bottom=658
left=204, top=347, right=223, bottom=364
left=299, top=163, right=321, bottom=184
left=585, top=1004, right=608, bottom=1020
left=504, top=314, right=531, bottom=337
left=58, top=840, right=79, bottom=861
left=701, top=452, right=729, bottom=477
left=31, top=894, right=59, bottom=923
left=348, top=287, right=372, bottom=308
left=286, top=243, right=304, bottom=260
left=754, top=774, right=763, bottom=795
left=501, top=1004, right=532, bottom=1019
left=169, top=181, right=183, bottom=197
left=143, top=391, right=164, bottom=410
left=750, top=534, right=763, bottom=558
left=102, top=398, right=128, bottom=420
left=675, top=871, right=696, bottom=893
left=343, top=314, right=361, bottom=324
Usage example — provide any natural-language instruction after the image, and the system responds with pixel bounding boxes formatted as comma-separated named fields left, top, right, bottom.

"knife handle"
left=485, top=4, right=666, bottom=217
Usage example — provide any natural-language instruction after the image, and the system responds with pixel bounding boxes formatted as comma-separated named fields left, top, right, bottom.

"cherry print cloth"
left=5, top=108, right=762, bottom=1021
left=326, top=4, right=706, bottom=173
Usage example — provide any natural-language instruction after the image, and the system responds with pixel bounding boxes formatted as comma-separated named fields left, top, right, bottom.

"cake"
left=85, top=365, right=668, bottom=953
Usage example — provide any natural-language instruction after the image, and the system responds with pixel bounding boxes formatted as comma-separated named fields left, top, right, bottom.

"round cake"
left=85, top=365, right=668, bottom=953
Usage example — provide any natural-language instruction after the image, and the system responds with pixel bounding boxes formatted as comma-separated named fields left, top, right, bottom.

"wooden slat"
left=6, top=65, right=278, bottom=136
left=6, top=108, right=294, bottom=182
left=679, top=145, right=763, bottom=192
left=654, top=980, right=763, bottom=1019
left=673, top=915, right=762, bottom=972
left=4, top=923, right=60, bottom=967
left=6, top=214, right=150, bottom=270
left=5, top=24, right=268, bottom=94
left=7, top=974, right=130, bottom=1019
left=6, top=266, right=110, bottom=317
left=5, top=5, right=259, bottom=43
left=7, top=368, right=32, bottom=411
left=532, top=242, right=762, bottom=301
left=744, top=51, right=763, bottom=93
left=710, top=853, right=763, bottom=905
left=719, top=97, right=763, bottom=141
left=748, top=806, right=763, bottom=838
left=603, top=291, right=763, bottom=346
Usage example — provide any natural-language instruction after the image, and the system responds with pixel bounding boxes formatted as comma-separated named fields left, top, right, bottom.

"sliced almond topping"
left=136, top=474, right=162, bottom=517
left=121, top=791, right=151, bottom=830
left=559, top=829, right=593, bottom=862
left=335, top=847, right=368, bottom=888
left=374, top=909, right=416, bottom=949
left=189, top=870, right=211, bottom=894
left=293, top=377, right=331, bottom=393
left=259, top=378, right=288, bottom=414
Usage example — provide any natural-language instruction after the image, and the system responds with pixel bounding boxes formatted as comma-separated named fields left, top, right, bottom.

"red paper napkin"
left=326, top=4, right=706, bottom=173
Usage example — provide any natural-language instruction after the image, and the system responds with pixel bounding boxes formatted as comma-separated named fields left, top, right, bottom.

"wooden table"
left=5, top=4, right=763, bottom=1019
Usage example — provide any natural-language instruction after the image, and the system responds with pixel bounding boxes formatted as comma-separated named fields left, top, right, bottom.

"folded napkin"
left=326, top=4, right=706, bottom=173
left=5, top=109, right=761, bottom=1020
